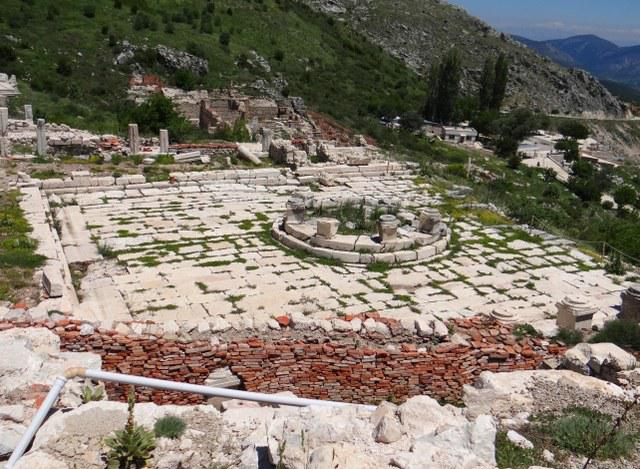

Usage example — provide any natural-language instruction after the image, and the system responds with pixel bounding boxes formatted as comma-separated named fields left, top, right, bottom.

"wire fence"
left=527, top=215, right=640, bottom=275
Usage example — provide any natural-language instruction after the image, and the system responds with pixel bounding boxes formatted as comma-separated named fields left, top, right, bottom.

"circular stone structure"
left=272, top=196, right=450, bottom=264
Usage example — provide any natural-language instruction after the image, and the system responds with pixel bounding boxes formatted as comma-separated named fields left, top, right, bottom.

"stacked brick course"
left=0, top=316, right=564, bottom=405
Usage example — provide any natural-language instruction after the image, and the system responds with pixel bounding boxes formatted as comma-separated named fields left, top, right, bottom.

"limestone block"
left=316, top=218, right=339, bottom=239
left=507, top=430, right=534, bottom=449
left=331, top=319, right=352, bottom=332
left=415, top=318, right=433, bottom=337
left=42, top=266, right=64, bottom=298
left=97, top=176, right=115, bottom=186
left=354, top=236, right=382, bottom=253
left=373, top=415, right=403, bottom=443
left=564, top=342, right=636, bottom=377
left=433, top=239, right=448, bottom=254
left=394, top=250, right=418, bottom=263
left=373, top=252, right=396, bottom=264
left=417, top=245, right=437, bottom=261
left=284, top=222, right=316, bottom=241
left=310, top=235, right=358, bottom=251
left=0, top=422, right=27, bottom=458
left=127, top=174, right=147, bottom=185
left=311, top=246, right=360, bottom=263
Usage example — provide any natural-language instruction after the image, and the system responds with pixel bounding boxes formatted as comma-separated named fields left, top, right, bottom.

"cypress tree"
left=491, top=53, right=509, bottom=110
left=478, top=56, right=495, bottom=111
left=424, top=49, right=461, bottom=124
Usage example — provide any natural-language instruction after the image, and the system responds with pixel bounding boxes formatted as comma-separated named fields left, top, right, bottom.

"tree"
left=121, top=93, right=194, bottom=143
left=491, top=54, right=509, bottom=110
left=613, top=185, right=637, bottom=210
left=555, top=138, right=580, bottom=163
left=494, top=108, right=539, bottom=158
left=478, top=57, right=495, bottom=111
left=424, top=49, right=462, bottom=124
left=558, top=120, right=590, bottom=140
left=567, top=159, right=611, bottom=202
left=399, top=111, right=424, bottom=132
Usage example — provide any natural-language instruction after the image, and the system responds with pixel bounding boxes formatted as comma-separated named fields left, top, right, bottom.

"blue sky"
left=447, top=0, right=640, bottom=46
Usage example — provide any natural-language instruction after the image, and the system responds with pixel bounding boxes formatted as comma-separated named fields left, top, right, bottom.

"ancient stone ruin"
left=272, top=195, right=449, bottom=264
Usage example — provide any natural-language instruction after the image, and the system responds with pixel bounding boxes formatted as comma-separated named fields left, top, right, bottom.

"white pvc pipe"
left=84, top=369, right=376, bottom=411
left=6, top=376, right=67, bottom=468
left=8, top=369, right=375, bottom=467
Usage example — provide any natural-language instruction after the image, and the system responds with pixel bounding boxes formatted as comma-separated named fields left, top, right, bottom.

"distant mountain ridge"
left=514, top=34, right=640, bottom=89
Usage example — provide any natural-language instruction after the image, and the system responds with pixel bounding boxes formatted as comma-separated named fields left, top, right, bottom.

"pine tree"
left=478, top=57, right=495, bottom=111
left=491, top=54, right=509, bottom=110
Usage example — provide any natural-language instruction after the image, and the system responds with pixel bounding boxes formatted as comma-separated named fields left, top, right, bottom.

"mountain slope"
left=0, top=0, right=426, bottom=133
left=515, top=35, right=640, bottom=89
left=301, top=0, right=627, bottom=117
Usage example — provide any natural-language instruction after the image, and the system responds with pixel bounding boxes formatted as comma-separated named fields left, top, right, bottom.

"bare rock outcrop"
left=463, top=369, right=629, bottom=419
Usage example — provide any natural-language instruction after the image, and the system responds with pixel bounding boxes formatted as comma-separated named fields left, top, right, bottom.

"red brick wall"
left=0, top=317, right=564, bottom=405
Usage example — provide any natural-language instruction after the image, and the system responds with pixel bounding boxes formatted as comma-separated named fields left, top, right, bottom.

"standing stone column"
left=0, top=138, right=8, bottom=158
left=128, top=123, right=140, bottom=155
left=36, top=118, right=47, bottom=156
left=159, top=129, right=169, bottom=154
left=0, top=107, right=8, bottom=136
left=378, top=214, right=399, bottom=242
left=556, top=296, right=597, bottom=331
left=0, top=107, right=8, bottom=158
left=620, top=284, right=640, bottom=323
left=261, top=128, right=273, bottom=153
left=24, top=104, right=33, bottom=122
left=285, top=196, right=306, bottom=224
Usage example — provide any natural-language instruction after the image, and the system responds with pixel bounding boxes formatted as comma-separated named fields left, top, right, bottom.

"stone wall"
left=0, top=316, right=564, bottom=405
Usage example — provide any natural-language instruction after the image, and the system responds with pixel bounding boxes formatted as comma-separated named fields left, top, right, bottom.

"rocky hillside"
left=301, top=0, right=629, bottom=117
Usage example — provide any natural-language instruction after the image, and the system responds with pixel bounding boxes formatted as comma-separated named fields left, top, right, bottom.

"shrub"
left=555, top=328, right=583, bottom=346
left=97, top=243, right=117, bottom=259
left=591, top=320, right=640, bottom=351
left=513, top=324, right=539, bottom=339
left=605, top=251, right=625, bottom=275
left=154, top=415, right=187, bottom=439
left=105, top=389, right=155, bottom=469
left=82, top=384, right=105, bottom=403
left=547, top=407, right=638, bottom=459
left=495, top=431, right=537, bottom=469
left=56, top=57, right=73, bottom=76
left=83, top=4, right=96, bottom=18
left=219, top=31, right=231, bottom=47
left=186, top=41, right=207, bottom=59
left=155, top=154, right=175, bottom=164
left=0, top=45, right=17, bottom=68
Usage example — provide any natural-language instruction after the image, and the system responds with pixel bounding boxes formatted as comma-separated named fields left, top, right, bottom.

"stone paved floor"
left=50, top=172, right=625, bottom=331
